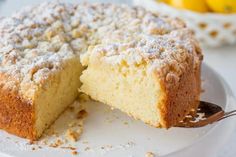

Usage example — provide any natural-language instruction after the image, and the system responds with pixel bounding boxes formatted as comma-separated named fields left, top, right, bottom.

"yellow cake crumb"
left=145, top=152, right=155, bottom=157
left=77, top=110, right=88, bottom=119
left=66, top=129, right=82, bottom=142
left=71, top=150, right=78, bottom=155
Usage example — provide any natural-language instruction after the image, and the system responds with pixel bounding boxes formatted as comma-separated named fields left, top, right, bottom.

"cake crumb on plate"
left=77, top=110, right=88, bottom=119
left=145, top=152, right=155, bottom=157
left=71, top=150, right=78, bottom=155
left=66, top=129, right=81, bottom=142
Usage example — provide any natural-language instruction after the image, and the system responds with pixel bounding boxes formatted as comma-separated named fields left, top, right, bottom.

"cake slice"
left=79, top=3, right=203, bottom=128
left=80, top=30, right=202, bottom=128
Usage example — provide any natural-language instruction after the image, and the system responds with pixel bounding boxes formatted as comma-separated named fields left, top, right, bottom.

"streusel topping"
left=0, top=2, right=202, bottom=99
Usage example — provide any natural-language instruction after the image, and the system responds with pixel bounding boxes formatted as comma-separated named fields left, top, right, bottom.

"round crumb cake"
left=0, top=2, right=203, bottom=140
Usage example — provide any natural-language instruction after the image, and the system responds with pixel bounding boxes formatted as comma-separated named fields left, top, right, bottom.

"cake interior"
left=34, top=57, right=83, bottom=138
left=80, top=60, right=163, bottom=127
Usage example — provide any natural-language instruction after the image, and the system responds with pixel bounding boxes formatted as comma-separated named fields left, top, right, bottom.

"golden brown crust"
left=158, top=60, right=201, bottom=128
left=0, top=87, right=36, bottom=140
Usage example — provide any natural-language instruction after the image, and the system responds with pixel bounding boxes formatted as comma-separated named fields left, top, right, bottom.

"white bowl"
left=133, top=0, right=236, bottom=47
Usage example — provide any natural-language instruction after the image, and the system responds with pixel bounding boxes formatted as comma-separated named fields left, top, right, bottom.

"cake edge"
left=0, top=87, right=36, bottom=140
left=157, top=62, right=201, bottom=128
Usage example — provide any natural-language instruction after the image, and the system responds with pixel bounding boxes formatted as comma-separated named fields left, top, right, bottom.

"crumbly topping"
left=0, top=2, right=202, bottom=99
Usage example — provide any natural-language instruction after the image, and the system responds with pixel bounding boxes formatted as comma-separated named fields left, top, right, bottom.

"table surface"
left=0, top=0, right=235, bottom=157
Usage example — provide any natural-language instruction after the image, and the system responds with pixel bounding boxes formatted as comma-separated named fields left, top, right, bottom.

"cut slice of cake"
left=79, top=3, right=203, bottom=128
left=80, top=31, right=202, bottom=128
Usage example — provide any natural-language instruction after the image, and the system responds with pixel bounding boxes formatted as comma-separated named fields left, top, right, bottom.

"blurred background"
left=0, top=0, right=235, bottom=157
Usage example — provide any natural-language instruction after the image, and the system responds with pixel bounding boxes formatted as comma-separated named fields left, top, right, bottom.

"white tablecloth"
left=0, top=0, right=235, bottom=156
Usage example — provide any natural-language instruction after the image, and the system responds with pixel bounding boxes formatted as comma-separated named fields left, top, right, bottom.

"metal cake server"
left=176, top=101, right=236, bottom=128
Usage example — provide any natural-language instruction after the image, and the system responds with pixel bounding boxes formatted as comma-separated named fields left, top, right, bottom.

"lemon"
left=168, top=0, right=209, bottom=12
left=158, top=0, right=170, bottom=3
left=206, top=0, right=236, bottom=13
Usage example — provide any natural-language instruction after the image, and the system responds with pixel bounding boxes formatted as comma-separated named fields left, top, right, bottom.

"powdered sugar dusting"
left=0, top=2, right=202, bottom=99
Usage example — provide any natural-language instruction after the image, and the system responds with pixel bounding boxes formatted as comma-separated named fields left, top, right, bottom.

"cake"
left=0, top=2, right=203, bottom=140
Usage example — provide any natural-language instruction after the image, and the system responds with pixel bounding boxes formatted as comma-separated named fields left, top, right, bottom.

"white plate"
left=0, top=63, right=235, bottom=157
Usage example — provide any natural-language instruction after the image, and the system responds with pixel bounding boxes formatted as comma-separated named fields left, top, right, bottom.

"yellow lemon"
left=206, top=0, right=236, bottom=13
left=168, top=0, right=209, bottom=13
left=158, top=0, right=170, bottom=3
